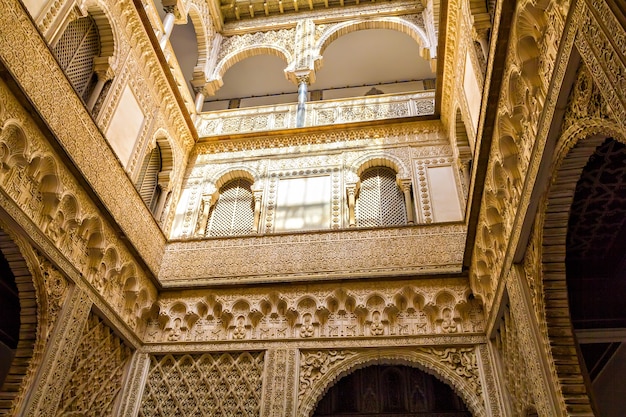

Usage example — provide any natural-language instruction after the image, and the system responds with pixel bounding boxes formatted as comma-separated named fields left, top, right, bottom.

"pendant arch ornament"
left=0, top=221, right=52, bottom=416
left=297, top=348, right=486, bottom=417
left=536, top=117, right=626, bottom=416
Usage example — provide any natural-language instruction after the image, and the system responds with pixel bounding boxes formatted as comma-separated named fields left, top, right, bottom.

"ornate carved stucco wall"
left=1, top=0, right=625, bottom=416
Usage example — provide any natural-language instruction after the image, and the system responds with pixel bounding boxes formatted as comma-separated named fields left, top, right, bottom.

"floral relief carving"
left=299, top=350, right=357, bottom=402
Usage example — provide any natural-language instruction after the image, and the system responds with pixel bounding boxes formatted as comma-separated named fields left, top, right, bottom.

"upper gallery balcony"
left=142, top=0, right=438, bottom=135
left=196, top=88, right=435, bottom=137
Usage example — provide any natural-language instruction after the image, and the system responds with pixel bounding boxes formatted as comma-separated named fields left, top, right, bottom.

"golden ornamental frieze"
left=220, top=0, right=422, bottom=35
left=196, top=92, right=435, bottom=137
left=469, top=0, right=578, bottom=307
left=160, top=223, right=466, bottom=285
left=194, top=119, right=445, bottom=155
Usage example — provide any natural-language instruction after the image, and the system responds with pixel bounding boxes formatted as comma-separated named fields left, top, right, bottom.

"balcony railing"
left=196, top=90, right=435, bottom=137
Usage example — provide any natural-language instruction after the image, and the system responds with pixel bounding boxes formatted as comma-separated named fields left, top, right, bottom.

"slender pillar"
left=195, top=195, right=213, bottom=236
left=86, top=77, right=106, bottom=110
left=346, top=184, right=357, bottom=227
left=252, top=190, right=263, bottom=233
left=400, top=180, right=415, bottom=225
left=154, top=171, right=171, bottom=220
left=194, top=91, right=205, bottom=113
left=296, top=75, right=309, bottom=128
left=87, top=57, right=114, bottom=111
left=159, top=10, right=176, bottom=49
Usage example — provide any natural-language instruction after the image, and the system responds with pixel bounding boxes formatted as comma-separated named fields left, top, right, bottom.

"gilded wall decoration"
left=0, top=74, right=157, bottom=333
left=23, top=289, right=93, bottom=417
left=0, top=1, right=169, bottom=273
left=161, top=224, right=466, bottom=284
left=261, top=349, right=298, bottom=417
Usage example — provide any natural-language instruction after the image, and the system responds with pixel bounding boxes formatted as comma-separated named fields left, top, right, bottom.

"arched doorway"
left=0, top=242, right=20, bottom=385
left=312, top=365, right=471, bottom=416
left=0, top=227, right=41, bottom=414
left=566, top=137, right=626, bottom=416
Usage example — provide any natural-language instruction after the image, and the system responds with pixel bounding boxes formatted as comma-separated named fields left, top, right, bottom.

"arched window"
left=207, top=178, right=254, bottom=237
left=136, top=145, right=161, bottom=214
left=53, top=16, right=101, bottom=101
left=356, top=167, right=407, bottom=227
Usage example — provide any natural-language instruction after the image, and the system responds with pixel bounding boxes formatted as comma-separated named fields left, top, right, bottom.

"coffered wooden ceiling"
left=218, top=0, right=424, bottom=22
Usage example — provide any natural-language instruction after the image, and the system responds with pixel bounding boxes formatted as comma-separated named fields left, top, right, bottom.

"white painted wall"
left=427, top=165, right=463, bottom=222
left=463, top=52, right=481, bottom=130
left=22, top=0, right=46, bottom=19
left=105, top=85, right=145, bottom=166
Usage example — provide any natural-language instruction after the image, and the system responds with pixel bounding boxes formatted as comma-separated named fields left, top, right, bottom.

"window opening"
left=356, top=167, right=407, bottom=227
left=207, top=178, right=254, bottom=237
left=137, top=145, right=161, bottom=213
left=53, top=16, right=101, bottom=100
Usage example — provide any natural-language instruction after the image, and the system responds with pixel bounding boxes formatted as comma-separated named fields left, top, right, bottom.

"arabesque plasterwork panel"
left=297, top=347, right=489, bottom=417
left=161, top=224, right=465, bottom=285
left=0, top=0, right=168, bottom=273
left=0, top=78, right=158, bottom=336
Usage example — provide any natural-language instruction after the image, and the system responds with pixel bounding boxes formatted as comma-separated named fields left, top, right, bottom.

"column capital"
left=252, top=189, right=264, bottom=200
left=92, top=56, right=115, bottom=81
left=157, top=170, right=172, bottom=191
left=398, top=178, right=413, bottom=190
left=285, top=69, right=315, bottom=86
left=162, top=0, right=189, bottom=23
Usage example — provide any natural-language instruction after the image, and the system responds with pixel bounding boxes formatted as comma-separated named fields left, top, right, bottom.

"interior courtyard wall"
left=1, top=0, right=625, bottom=416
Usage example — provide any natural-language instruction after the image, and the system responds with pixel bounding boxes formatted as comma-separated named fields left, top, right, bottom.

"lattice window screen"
left=137, top=145, right=162, bottom=213
left=139, top=352, right=264, bottom=417
left=55, top=312, right=133, bottom=416
left=356, top=167, right=407, bottom=227
left=207, top=178, right=254, bottom=237
left=53, top=16, right=100, bottom=98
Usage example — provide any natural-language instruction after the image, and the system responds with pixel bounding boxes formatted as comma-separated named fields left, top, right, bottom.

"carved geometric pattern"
left=55, top=311, right=133, bottom=416
left=356, top=167, right=406, bottom=227
left=207, top=178, right=255, bottom=237
left=493, top=301, right=535, bottom=416
left=567, top=138, right=626, bottom=261
left=52, top=16, right=100, bottom=98
left=139, top=352, right=264, bottom=417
